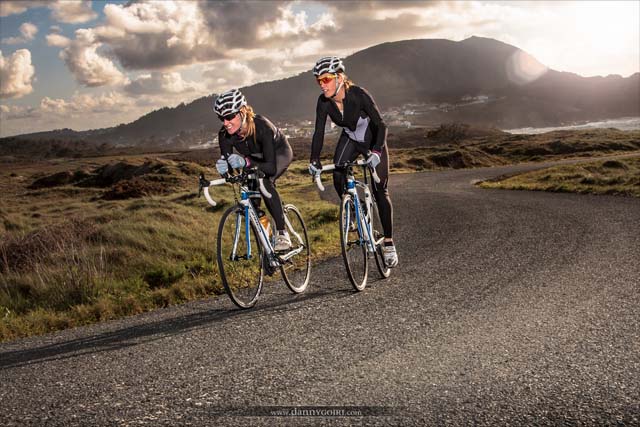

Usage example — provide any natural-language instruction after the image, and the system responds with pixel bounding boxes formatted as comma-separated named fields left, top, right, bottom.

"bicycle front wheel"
left=280, top=204, right=311, bottom=293
left=217, top=205, right=264, bottom=309
left=340, top=194, right=368, bottom=291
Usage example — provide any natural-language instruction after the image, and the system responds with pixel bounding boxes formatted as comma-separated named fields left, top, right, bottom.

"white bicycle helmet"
left=313, top=56, right=345, bottom=76
left=213, top=88, right=247, bottom=118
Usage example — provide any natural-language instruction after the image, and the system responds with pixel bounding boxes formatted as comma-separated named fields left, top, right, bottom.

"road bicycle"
left=314, top=159, right=391, bottom=291
left=199, top=168, right=311, bottom=308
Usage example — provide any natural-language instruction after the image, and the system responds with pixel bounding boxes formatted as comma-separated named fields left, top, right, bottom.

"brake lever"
left=198, top=172, right=208, bottom=196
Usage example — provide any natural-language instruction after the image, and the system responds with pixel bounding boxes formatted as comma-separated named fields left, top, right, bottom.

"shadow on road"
left=0, top=286, right=354, bottom=370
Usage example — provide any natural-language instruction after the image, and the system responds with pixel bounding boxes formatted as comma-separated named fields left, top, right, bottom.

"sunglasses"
left=316, top=74, right=338, bottom=85
left=218, top=112, right=238, bottom=122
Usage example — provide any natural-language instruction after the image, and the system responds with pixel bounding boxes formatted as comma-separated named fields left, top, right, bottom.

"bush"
left=143, top=266, right=184, bottom=289
left=602, top=160, right=628, bottom=170
left=427, top=122, right=470, bottom=143
left=309, top=207, right=338, bottom=225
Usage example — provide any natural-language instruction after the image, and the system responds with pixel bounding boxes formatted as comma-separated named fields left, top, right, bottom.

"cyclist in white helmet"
left=308, top=56, right=398, bottom=268
left=214, top=88, right=294, bottom=251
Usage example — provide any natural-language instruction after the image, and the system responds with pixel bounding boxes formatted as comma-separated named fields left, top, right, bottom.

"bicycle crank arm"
left=277, top=246, right=305, bottom=261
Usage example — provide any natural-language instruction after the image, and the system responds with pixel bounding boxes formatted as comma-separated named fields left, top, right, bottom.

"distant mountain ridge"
left=3, top=36, right=638, bottom=147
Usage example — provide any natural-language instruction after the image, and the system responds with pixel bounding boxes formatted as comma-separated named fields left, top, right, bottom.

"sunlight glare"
left=506, top=50, right=548, bottom=85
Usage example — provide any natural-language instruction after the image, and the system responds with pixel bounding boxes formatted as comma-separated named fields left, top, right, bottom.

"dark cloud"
left=198, top=1, right=289, bottom=49
left=106, top=33, right=222, bottom=70
left=317, top=1, right=448, bottom=51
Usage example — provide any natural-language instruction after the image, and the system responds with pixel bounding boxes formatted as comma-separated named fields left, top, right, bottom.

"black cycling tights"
left=252, top=148, right=292, bottom=231
left=332, top=137, right=393, bottom=239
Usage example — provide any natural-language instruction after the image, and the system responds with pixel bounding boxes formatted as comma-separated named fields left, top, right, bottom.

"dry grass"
left=384, top=124, right=640, bottom=173
left=478, top=156, right=640, bottom=197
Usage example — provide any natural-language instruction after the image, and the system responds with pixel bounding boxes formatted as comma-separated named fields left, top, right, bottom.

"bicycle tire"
left=217, top=204, right=264, bottom=309
left=339, top=194, right=368, bottom=291
left=370, top=196, right=391, bottom=278
left=280, top=204, right=311, bottom=293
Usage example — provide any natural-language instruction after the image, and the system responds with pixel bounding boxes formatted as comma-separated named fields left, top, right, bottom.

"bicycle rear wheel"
left=217, top=205, right=264, bottom=308
left=340, top=194, right=368, bottom=291
left=370, top=195, right=391, bottom=278
left=280, top=204, right=311, bottom=293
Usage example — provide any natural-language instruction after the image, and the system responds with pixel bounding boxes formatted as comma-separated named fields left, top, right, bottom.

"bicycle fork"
left=232, top=192, right=279, bottom=267
left=346, top=180, right=376, bottom=253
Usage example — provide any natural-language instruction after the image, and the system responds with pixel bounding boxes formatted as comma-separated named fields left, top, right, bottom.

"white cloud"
left=21, top=22, right=38, bottom=40
left=2, top=36, right=23, bottom=46
left=0, top=49, right=36, bottom=99
left=0, top=1, right=96, bottom=23
left=1, top=22, right=39, bottom=45
left=0, top=104, right=39, bottom=119
left=40, top=91, right=133, bottom=115
left=202, top=61, right=259, bottom=92
left=257, top=7, right=309, bottom=39
left=46, top=33, right=71, bottom=48
left=0, top=91, right=140, bottom=137
left=39, top=96, right=70, bottom=114
left=258, top=6, right=338, bottom=43
left=102, top=2, right=167, bottom=34
left=124, top=72, right=206, bottom=95
left=59, top=29, right=124, bottom=87
left=310, top=12, right=337, bottom=32
left=49, top=0, right=97, bottom=24
left=74, top=91, right=132, bottom=113
left=0, top=1, right=47, bottom=17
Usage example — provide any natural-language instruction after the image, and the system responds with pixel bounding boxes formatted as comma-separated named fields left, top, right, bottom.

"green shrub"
left=143, top=266, right=185, bottom=289
left=602, top=160, right=628, bottom=169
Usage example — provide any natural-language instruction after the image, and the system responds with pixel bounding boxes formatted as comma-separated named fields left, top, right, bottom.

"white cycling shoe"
left=382, top=244, right=398, bottom=268
left=274, top=231, right=292, bottom=252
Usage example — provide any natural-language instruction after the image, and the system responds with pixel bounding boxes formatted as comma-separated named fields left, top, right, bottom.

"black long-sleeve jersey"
left=218, top=115, right=290, bottom=176
left=310, top=85, right=388, bottom=161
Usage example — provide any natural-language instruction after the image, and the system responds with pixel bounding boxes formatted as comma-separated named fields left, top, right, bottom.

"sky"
left=1, top=0, right=638, bottom=137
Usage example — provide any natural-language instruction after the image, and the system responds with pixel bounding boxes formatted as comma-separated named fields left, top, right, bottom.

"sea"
left=503, top=117, right=640, bottom=134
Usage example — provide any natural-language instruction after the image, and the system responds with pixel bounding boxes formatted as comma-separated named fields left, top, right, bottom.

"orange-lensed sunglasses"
left=316, top=74, right=338, bottom=85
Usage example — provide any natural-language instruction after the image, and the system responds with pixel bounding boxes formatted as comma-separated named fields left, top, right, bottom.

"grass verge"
left=477, top=156, right=640, bottom=197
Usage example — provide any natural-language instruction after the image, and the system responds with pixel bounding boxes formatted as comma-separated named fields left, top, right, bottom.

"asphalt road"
left=1, top=161, right=639, bottom=426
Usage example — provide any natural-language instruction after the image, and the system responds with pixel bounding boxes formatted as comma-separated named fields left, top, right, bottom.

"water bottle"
left=259, top=215, right=271, bottom=237
left=363, top=187, right=373, bottom=222
left=362, top=187, right=375, bottom=253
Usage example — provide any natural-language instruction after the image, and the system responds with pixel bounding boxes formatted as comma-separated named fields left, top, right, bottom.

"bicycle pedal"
left=262, top=255, right=278, bottom=276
